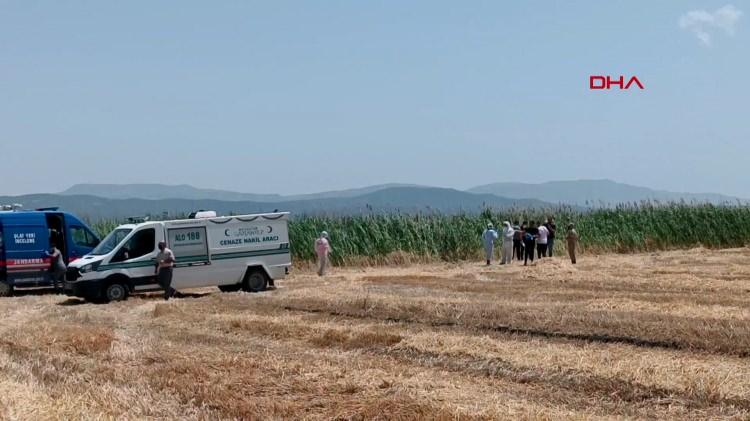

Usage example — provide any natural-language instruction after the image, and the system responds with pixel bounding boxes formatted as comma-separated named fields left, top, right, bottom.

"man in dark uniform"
left=155, top=241, right=176, bottom=300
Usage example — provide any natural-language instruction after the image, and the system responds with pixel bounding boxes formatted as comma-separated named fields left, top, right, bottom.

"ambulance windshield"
left=90, top=228, right=132, bottom=256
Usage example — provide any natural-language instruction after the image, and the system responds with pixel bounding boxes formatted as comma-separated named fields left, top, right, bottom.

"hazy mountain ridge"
left=61, top=183, right=283, bottom=202
left=60, top=183, right=420, bottom=202
left=8, top=187, right=549, bottom=221
left=3, top=180, right=740, bottom=221
left=468, top=179, right=743, bottom=206
left=61, top=180, right=744, bottom=206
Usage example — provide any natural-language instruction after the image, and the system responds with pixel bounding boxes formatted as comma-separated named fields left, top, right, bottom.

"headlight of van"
left=79, top=262, right=100, bottom=273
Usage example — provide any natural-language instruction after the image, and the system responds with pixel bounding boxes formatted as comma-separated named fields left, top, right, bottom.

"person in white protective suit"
left=500, top=221, right=514, bottom=265
left=481, top=223, right=498, bottom=265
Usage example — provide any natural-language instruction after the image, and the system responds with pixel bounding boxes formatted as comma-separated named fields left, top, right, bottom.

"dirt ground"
left=1, top=248, right=750, bottom=420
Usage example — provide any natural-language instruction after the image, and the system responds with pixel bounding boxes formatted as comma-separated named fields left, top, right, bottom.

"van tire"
left=0, top=281, right=13, bottom=297
left=104, top=283, right=128, bottom=302
left=218, top=284, right=241, bottom=293
left=242, top=269, right=268, bottom=293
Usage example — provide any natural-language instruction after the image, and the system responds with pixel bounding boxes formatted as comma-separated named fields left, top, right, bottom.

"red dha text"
left=589, top=76, right=644, bottom=90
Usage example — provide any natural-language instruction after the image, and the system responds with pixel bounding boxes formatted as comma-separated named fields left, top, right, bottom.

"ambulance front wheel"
left=104, top=283, right=128, bottom=302
left=0, top=281, right=13, bottom=297
left=243, top=269, right=268, bottom=293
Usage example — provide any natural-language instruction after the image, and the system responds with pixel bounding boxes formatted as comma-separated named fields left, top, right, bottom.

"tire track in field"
left=279, top=304, right=747, bottom=357
left=215, top=309, right=750, bottom=415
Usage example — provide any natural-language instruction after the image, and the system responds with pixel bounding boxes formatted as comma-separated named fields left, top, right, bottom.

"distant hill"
left=468, top=179, right=744, bottom=206
left=60, top=183, right=418, bottom=202
left=60, top=183, right=283, bottom=202
left=7, top=187, right=551, bottom=221
left=22, top=180, right=743, bottom=220
left=283, top=183, right=420, bottom=201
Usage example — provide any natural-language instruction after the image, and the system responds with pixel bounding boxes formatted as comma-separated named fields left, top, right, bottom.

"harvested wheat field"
left=2, top=248, right=750, bottom=420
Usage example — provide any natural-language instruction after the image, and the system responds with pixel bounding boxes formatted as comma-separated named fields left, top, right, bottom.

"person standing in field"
left=537, top=221, right=549, bottom=259
left=523, top=221, right=537, bottom=266
left=512, top=221, right=523, bottom=262
left=566, top=223, right=579, bottom=264
left=45, top=236, right=66, bottom=293
left=481, top=223, right=498, bottom=265
left=500, top=221, right=514, bottom=265
left=315, top=231, right=331, bottom=276
left=545, top=217, right=557, bottom=257
left=155, top=241, right=176, bottom=300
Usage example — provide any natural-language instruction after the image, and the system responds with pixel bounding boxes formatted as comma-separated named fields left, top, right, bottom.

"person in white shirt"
left=155, top=241, right=176, bottom=300
left=536, top=222, right=549, bottom=259
left=500, top=221, right=514, bottom=265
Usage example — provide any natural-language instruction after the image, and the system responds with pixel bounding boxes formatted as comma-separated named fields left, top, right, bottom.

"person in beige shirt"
left=566, top=223, right=579, bottom=264
left=155, top=241, right=176, bottom=299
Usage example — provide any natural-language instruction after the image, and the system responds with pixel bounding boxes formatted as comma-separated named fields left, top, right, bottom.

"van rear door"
left=2, top=216, right=50, bottom=286
left=0, top=224, right=5, bottom=283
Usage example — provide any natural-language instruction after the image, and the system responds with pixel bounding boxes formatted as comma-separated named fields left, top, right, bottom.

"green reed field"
left=89, top=203, right=750, bottom=265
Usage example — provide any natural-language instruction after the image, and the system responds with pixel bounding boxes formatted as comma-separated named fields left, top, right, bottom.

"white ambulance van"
left=64, top=212, right=291, bottom=302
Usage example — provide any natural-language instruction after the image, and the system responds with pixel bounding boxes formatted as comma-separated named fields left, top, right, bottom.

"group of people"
left=313, top=220, right=578, bottom=278
left=482, top=217, right=579, bottom=266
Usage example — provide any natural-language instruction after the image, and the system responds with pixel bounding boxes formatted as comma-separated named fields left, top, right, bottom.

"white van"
left=64, top=212, right=291, bottom=302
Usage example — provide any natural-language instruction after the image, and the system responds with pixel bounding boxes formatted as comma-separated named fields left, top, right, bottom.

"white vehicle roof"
left=114, top=212, right=290, bottom=230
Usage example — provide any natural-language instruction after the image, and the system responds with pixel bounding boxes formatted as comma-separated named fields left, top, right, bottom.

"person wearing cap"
left=155, top=241, right=176, bottom=300
left=500, top=221, right=514, bottom=265
left=566, top=223, right=579, bottom=264
left=481, top=223, right=498, bottom=265
left=315, top=231, right=331, bottom=276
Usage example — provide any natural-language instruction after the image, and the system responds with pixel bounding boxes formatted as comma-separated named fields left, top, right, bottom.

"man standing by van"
left=155, top=241, right=176, bottom=300
left=46, top=235, right=66, bottom=293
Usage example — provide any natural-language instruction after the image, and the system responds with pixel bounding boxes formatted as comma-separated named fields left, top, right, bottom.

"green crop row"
left=88, top=203, right=750, bottom=264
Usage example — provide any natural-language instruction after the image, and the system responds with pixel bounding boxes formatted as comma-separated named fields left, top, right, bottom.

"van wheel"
left=243, top=270, right=268, bottom=293
left=218, top=284, right=241, bottom=293
left=104, top=283, right=127, bottom=302
left=0, top=281, right=13, bottom=297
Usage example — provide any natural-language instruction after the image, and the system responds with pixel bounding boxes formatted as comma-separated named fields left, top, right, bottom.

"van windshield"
left=89, top=228, right=132, bottom=256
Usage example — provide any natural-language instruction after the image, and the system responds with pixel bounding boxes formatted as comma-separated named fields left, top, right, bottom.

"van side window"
left=71, top=226, right=99, bottom=248
left=112, top=228, right=156, bottom=262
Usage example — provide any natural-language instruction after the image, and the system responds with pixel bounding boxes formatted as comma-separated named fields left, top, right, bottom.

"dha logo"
left=590, top=75, right=644, bottom=90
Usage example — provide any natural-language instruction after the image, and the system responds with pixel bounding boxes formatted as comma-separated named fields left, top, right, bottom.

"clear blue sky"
left=1, top=1, right=748, bottom=196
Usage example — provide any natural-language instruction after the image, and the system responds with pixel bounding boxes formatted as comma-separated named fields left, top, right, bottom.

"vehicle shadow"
left=135, top=291, right=215, bottom=301
left=11, top=287, right=64, bottom=297
left=56, top=291, right=215, bottom=306
left=57, top=298, right=89, bottom=306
